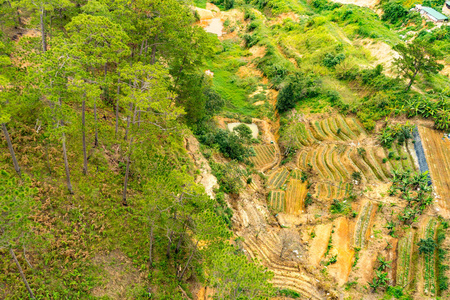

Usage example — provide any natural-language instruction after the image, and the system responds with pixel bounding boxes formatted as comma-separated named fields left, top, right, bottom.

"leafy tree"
left=393, top=40, right=444, bottom=91
left=233, top=124, right=253, bottom=143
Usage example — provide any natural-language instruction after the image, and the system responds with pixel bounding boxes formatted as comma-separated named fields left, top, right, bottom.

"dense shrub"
left=382, top=1, right=409, bottom=24
left=323, top=52, right=346, bottom=68
left=276, top=72, right=322, bottom=113
left=198, top=128, right=255, bottom=162
left=211, top=0, right=234, bottom=9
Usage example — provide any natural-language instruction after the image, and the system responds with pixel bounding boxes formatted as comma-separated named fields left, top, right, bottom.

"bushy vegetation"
left=389, top=169, right=433, bottom=223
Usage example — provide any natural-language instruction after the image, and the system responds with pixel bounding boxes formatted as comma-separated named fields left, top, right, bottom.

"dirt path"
left=185, top=135, right=218, bottom=199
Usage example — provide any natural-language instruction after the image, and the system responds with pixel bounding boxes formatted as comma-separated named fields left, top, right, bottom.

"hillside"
left=1, top=0, right=450, bottom=299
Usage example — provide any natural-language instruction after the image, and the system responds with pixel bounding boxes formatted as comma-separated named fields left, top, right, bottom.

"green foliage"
left=382, top=1, right=409, bottom=24
left=276, top=72, right=322, bottom=113
left=393, top=39, right=444, bottom=91
left=418, top=237, right=437, bottom=255
left=278, top=289, right=301, bottom=298
left=211, top=0, right=235, bottom=9
left=351, top=171, right=362, bottom=182
left=330, top=199, right=351, bottom=214
left=0, top=172, right=40, bottom=249
left=323, top=53, right=346, bottom=68
left=379, top=123, right=414, bottom=148
left=207, top=245, right=274, bottom=299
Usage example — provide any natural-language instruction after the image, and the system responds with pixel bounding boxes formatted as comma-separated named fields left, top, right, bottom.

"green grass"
left=194, top=0, right=207, bottom=8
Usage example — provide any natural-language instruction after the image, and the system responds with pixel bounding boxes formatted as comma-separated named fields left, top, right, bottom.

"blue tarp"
left=413, top=126, right=432, bottom=186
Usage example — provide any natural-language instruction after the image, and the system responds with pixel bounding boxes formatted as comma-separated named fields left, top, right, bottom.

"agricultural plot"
left=396, top=231, right=414, bottom=288
left=295, top=116, right=367, bottom=143
left=267, top=167, right=290, bottom=189
left=268, top=190, right=286, bottom=212
left=314, top=182, right=350, bottom=200
left=266, top=169, right=309, bottom=214
left=417, top=126, right=450, bottom=215
left=354, top=201, right=375, bottom=248
left=285, top=179, right=308, bottom=214
left=249, top=144, right=277, bottom=170
left=298, top=144, right=392, bottom=185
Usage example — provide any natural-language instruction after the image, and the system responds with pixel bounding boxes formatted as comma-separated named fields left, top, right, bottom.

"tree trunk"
left=151, top=35, right=158, bottom=65
left=115, top=75, right=120, bottom=139
left=94, top=101, right=98, bottom=147
left=2, top=123, right=21, bottom=176
left=178, top=240, right=199, bottom=281
left=149, top=220, right=154, bottom=267
left=40, top=8, right=46, bottom=52
left=9, top=247, right=35, bottom=299
left=62, top=133, right=74, bottom=194
left=166, top=230, right=173, bottom=259
left=175, top=233, right=183, bottom=254
left=122, top=137, right=133, bottom=206
left=124, top=102, right=133, bottom=141
left=82, top=97, right=88, bottom=175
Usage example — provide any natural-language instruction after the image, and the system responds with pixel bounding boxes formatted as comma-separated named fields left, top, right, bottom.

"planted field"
left=354, top=201, right=374, bottom=248
left=396, top=231, right=414, bottom=288
left=240, top=231, right=324, bottom=299
left=298, top=144, right=391, bottom=184
left=418, top=126, right=450, bottom=215
left=285, top=179, right=308, bottom=214
left=291, top=116, right=367, bottom=147
left=423, top=218, right=438, bottom=296
left=250, top=144, right=277, bottom=170
left=268, top=190, right=286, bottom=212
left=268, top=167, right=290, bottom=189
left=314, top=182, right=349, bottom=200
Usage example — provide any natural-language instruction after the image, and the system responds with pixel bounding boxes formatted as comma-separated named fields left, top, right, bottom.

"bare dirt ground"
left=91, top=251, right=144, bottom=299
left=354, top=39, right=399, bottom=76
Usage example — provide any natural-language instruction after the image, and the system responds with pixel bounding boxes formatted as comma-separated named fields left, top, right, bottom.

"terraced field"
left=266, top=168, right=309, bottom=214
left=285, top=179, right=308, bottom=214
left=240, top=231, right=325, bottom=299
left=290, top=115, right=367, bottom=148
left=267, top=167, right=290, bottom=189
left=293, top=115, right=420, bottom=204
left=250, top=144, right=278, bottom=170
left=354, top=201, right=375, bottom=248
left=418, top=126, right=450, bottom=216
left=268, top=190, right=286, bottom=212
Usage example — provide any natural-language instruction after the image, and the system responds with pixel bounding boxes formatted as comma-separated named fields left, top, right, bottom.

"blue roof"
left=421, top=6, right=448, bottom=20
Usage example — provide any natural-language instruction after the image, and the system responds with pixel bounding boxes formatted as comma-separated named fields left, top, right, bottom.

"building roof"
left=421, top=6, right=448, bottom=20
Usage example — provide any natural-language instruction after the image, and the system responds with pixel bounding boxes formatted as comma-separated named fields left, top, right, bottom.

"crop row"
left=298, top=145, right=391, bottom=183
left=396, top=231, right=414, bottom=288
left=268, top=168, right=290, bottom=189
left=354, top=202, right=374, bottom=248
left=292, top=116, right=367, bottom=147
left=315, top=182, right=350, bottom=200
left=269, top=190, right=286, bottom=212
left=285, top=179, right=308, bottom=214
left=250, top=144, right=277, bottom=169
left=423, top=218, right=438, bottom=296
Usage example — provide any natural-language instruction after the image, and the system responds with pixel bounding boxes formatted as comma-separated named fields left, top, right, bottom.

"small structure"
left=443, top=0, right=450, bottom=16
left=412, top=5, right=448, bottom=23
